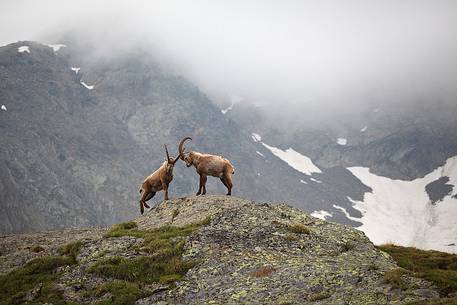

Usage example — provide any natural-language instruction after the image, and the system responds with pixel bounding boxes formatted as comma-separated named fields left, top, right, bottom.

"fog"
left=2, top=0, right=457, bottom=115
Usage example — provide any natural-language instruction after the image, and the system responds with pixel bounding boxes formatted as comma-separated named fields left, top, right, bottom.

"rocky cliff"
left=0, top=196, right=440, bottom=305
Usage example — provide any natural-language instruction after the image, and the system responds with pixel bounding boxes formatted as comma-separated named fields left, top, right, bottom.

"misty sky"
left=1, top=0, right=457, bottom=111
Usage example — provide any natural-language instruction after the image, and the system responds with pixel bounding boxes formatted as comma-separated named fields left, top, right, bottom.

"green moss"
left=58, top=240, right=83, bottom=263
left=285, top=223, right=310, bottom=234
left=0, top=256, right=75, bottom=305
left=94, top=280, right=145, bottom=305
left=378, top=244, right=457, bottom=296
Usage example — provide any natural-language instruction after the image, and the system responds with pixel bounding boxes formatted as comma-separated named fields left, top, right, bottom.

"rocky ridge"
left=0, top=196, right=439, bottom=304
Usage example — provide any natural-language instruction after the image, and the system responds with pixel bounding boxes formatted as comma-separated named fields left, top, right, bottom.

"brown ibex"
left=138, top=145, right=181, bottom=214
left=178, top=137, right=235, bottom=196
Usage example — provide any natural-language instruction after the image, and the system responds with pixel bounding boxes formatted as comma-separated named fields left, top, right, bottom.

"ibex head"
left=178, top=137, right=193, bottom=167
left=164, top=144, right=180, bottom=174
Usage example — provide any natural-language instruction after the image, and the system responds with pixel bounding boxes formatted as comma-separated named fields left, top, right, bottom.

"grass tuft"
left=378, top=244, right=457, bottom=296
left=94, top=280, right=145, bottom=305
left=90, top=217, right=211, bottom=304
left=0, top=256, right=75, bottom=305
left=384, top=268, right=410, bottom=290
left=58, top=240, right=82, bottom=263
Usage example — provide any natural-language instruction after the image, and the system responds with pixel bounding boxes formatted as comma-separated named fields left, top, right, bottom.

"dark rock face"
left=426, top=177, right=454, bottom=204
left=0, top=41, right=372, bottom=233
left=0, top=197, right=440, bottom=304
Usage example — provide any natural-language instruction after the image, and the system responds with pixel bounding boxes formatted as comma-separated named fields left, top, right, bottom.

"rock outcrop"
left=0, top=196, right=439, bottom=304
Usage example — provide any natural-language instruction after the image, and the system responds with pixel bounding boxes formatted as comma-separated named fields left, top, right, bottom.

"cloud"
left=1, top=0, right=457, bottom=114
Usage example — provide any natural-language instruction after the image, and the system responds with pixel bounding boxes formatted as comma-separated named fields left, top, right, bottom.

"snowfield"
left=262, top=143, right=321, bottom=175
left=348, top=156, right=457, bottom=253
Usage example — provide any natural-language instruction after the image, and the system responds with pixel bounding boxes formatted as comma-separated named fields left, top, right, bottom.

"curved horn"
left=178, top=137, right=192, bottom=160
left=164, top=144, right=171, bottom=161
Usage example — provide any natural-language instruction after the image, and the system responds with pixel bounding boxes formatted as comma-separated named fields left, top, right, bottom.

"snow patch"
left=360, top=126, right=367, bottom=132
left=256, top=151, right=265, bottom=158
left=1, top=105, right=7, bottom=111
left=262, top=143, right=321, bottom=175
left=18, top=46, right=30, bottom=53
left=71, top=67, right=81, bottom=74
left=311, top=210, right=332, bottom=220
left=348, top=156, right=457, bottom=253
left=251, top=133, right=262, bottom=142
left=80, top=81, right=94, bottom=90
left=337, top=138, right=347, bottom=145
left=300, top=179, right=308, bottom=184
left=46, top=44, right=66, bottom=52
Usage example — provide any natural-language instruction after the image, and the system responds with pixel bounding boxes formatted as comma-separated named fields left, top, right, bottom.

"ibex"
left=138, top=145, right=181, bottom=214
left=178, top=137, right=235, bottom=196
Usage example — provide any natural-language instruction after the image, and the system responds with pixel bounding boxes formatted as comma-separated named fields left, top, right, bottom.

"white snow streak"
left=300, top=179, right=308, bottom=184
left=360, top=126, right=368, bottom=132
left=18, top=46, right=30, bottom=53
left=1, top=105, right=7, bottom=111
left=348, top=156, right=457, bottom=253
left=80, top=81, right=94, bottom=90
left=311, top=210, right=332, bottom=220
left=310, top=177, right=323, bottom=183
left=332, top=205, right=361, bottom=222
left=337, top=138, right=347, bottom=145
left=256, top=151, right=265, bottom=158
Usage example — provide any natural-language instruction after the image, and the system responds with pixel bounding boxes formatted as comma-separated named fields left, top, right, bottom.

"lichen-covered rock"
left=0, top=196, right=439, bottom=304
left=138, top=196, right=438, bottom=304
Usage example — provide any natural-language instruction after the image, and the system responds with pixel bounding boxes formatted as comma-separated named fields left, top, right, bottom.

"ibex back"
left=178, top=137, right=235, bottom=196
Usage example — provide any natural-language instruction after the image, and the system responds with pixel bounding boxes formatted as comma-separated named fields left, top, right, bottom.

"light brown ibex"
left=178, top=137, right=235, bottom=196
left=138, top=145, right=181, bottom=214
